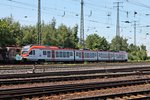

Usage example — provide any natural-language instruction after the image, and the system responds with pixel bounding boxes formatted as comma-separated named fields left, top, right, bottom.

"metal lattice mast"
left=80, top=0, right=84, bottom=48
left=114, top=2, right=122, bottom=37
left=38, top=0, right=41, bottom=45
left=134, top=21, right=137, bottom=46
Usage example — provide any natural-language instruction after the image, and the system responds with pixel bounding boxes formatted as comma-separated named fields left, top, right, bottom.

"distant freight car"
left=0, top=47, right=21, bottom=63
left=21, top=45, right=128, bottom=63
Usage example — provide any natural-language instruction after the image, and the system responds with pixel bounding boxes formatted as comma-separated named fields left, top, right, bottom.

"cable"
left=0, top=2, right=36, bottom=11
left=7, top=0, right=79, bottom=16
left=126, top=0, right=150, bottom=9
left=85, top=1, right=112, bottom=10
left=7, top=0, right=36, bottom=7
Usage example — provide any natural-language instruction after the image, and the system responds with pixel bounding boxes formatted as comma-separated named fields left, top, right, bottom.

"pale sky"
left=0, top=0, right=150, bottom=55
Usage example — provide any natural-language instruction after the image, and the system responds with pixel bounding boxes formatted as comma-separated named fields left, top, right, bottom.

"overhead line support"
left=114, top=2, right=123, bottom=37
left=38, top=0, right=41, bottom=45
left=80, top=0, right=84, bottom=48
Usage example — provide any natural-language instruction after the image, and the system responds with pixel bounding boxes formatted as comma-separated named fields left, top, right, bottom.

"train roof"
left=23, top=45, right=127, bottom=54
left=29, top=45, right=74, bottom=50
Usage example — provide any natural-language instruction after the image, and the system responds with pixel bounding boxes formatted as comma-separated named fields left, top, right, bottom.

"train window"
left=99, top=53, right=101, bottom=57
left=60, top=51, right=62, bottom=57
left=58, top=52, right=60, bottom=57
left=63, top=52, right=66, bottom=58
left=85, top=53, right=87, bottom=58
left=88, top=53, right=90, bottom=58
left=29, top=51, right=33, bottom=55
left=76, top=52, right=78, bottom=56
left=65, top=52, right=67, bottom=58
left=79, top=52, right=81, bottom=58
left=43, top=51, right=46, bottom=55
left=84, top=53, right=86, bottom=58
left=22, top=51, right=28, bottom=54
left=95, top=53, right=97, bottom=57
left=87, top=53, right=89, bottom=58
left=92, top=53, right=95, bottom=58
left=29, top=50, right=35, bottom=55
left=111, top=54, right=114, bottom=57
left=123, top=55, right=125, bottom=58
left=67, top=52, right=69, bottom=58
left=47, top=51, right=51, bottom=57
left=33, top=50, right=35, bottom=55
left=104, top=53, right=107, bottom=58
left=89, top=53, right=91, bottom=58
left=91, top=53, right=93, bottom=58
left=56, top=51, right=59, bottom=57
left=70, top=52, right=73, bottom=56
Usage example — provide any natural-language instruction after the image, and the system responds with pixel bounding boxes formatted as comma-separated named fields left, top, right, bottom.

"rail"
left=0, top=66, right=150, bottom=79
left=0, top=71, right=150, bottom=85
left=0, top=78, right=149, bottom=99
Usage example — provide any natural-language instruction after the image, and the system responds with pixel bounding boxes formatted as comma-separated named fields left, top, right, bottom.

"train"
left=0, top=46, right=21, bottom=63
left=20, top=45, right=128, bottom=63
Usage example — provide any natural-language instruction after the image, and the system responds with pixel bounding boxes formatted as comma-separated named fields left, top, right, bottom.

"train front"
left=20, top=45, right=31, bottom=62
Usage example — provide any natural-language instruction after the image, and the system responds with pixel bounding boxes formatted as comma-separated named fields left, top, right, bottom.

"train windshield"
left=22, top=45, right=30, bottom=54
left=22, top=51, right=28, bottom=54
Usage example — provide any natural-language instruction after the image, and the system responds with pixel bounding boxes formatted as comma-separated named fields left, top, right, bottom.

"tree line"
left=0, top=17, right=147, bottom=60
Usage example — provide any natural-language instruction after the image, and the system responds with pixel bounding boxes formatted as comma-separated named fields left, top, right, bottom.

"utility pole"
left=38, top=0, right=41, bottom=45
left=134, top=21, right=137, bottom=45
left=114, top=2, right=123, bottom=37
left=80, top=0, right=84, bottom=48
left=124, top=20, right=138, bottom=46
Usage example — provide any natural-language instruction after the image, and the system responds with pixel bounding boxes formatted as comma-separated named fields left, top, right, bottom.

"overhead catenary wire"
left=6, top=0, right=114, bottom=22
left=7, top=0, right=79, bottom=16
left=126, top=0, right=150, bottom=9
left=3, top=0, right=149, bottom=37
left=1, top=2, right=113, bottom=27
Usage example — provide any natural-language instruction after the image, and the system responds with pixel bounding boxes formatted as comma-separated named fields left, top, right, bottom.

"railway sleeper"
left=0, top=78, right=149, bottom=99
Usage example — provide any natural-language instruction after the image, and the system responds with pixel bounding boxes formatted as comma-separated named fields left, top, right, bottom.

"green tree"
left=110, top=36, right=128, bottom=51
left=56, top=24, right=79, bottom=48
left=71, top=25, right=79, bottom=48
left=21, top=26, right=37, bottom=45
left=41, top=18, right=79, bottom=48
left=0, top=17, right=22, bottom=46
left=42, top=18, right=57, bottom=46
left=85, top=33, right=110, bottom=50
left=128, top=44, right=147, bottom=60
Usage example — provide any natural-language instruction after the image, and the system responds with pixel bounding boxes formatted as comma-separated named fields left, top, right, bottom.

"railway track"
left=0, top=66, right=150, bottom=79
left=0, top=71, right=150, bottom=85
left=73, top=90, right=150, bottom=100
left=0, top=62, right=150, bottom=68
left=0, top=78, right=149, bottom=99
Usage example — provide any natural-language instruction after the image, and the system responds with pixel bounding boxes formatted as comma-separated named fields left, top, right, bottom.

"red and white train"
left=21, top=45, right=128, bottom=62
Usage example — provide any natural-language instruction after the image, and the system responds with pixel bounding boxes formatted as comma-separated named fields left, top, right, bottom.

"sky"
left=0, top=0, right=150, bottom=55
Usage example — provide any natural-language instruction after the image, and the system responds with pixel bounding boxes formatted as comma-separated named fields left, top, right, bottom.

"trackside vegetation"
left=0, top=17, right=148, bottom=61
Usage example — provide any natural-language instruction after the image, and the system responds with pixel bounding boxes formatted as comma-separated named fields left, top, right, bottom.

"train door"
left=82, top=51, right=84, bottom=61
left=28, top=50, right=37, bottom=61
left=42, top=50, right=47, bottom=60
left=52, top=50, right=55, bottom=61
left=47, top=51, right=51, bottom=61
